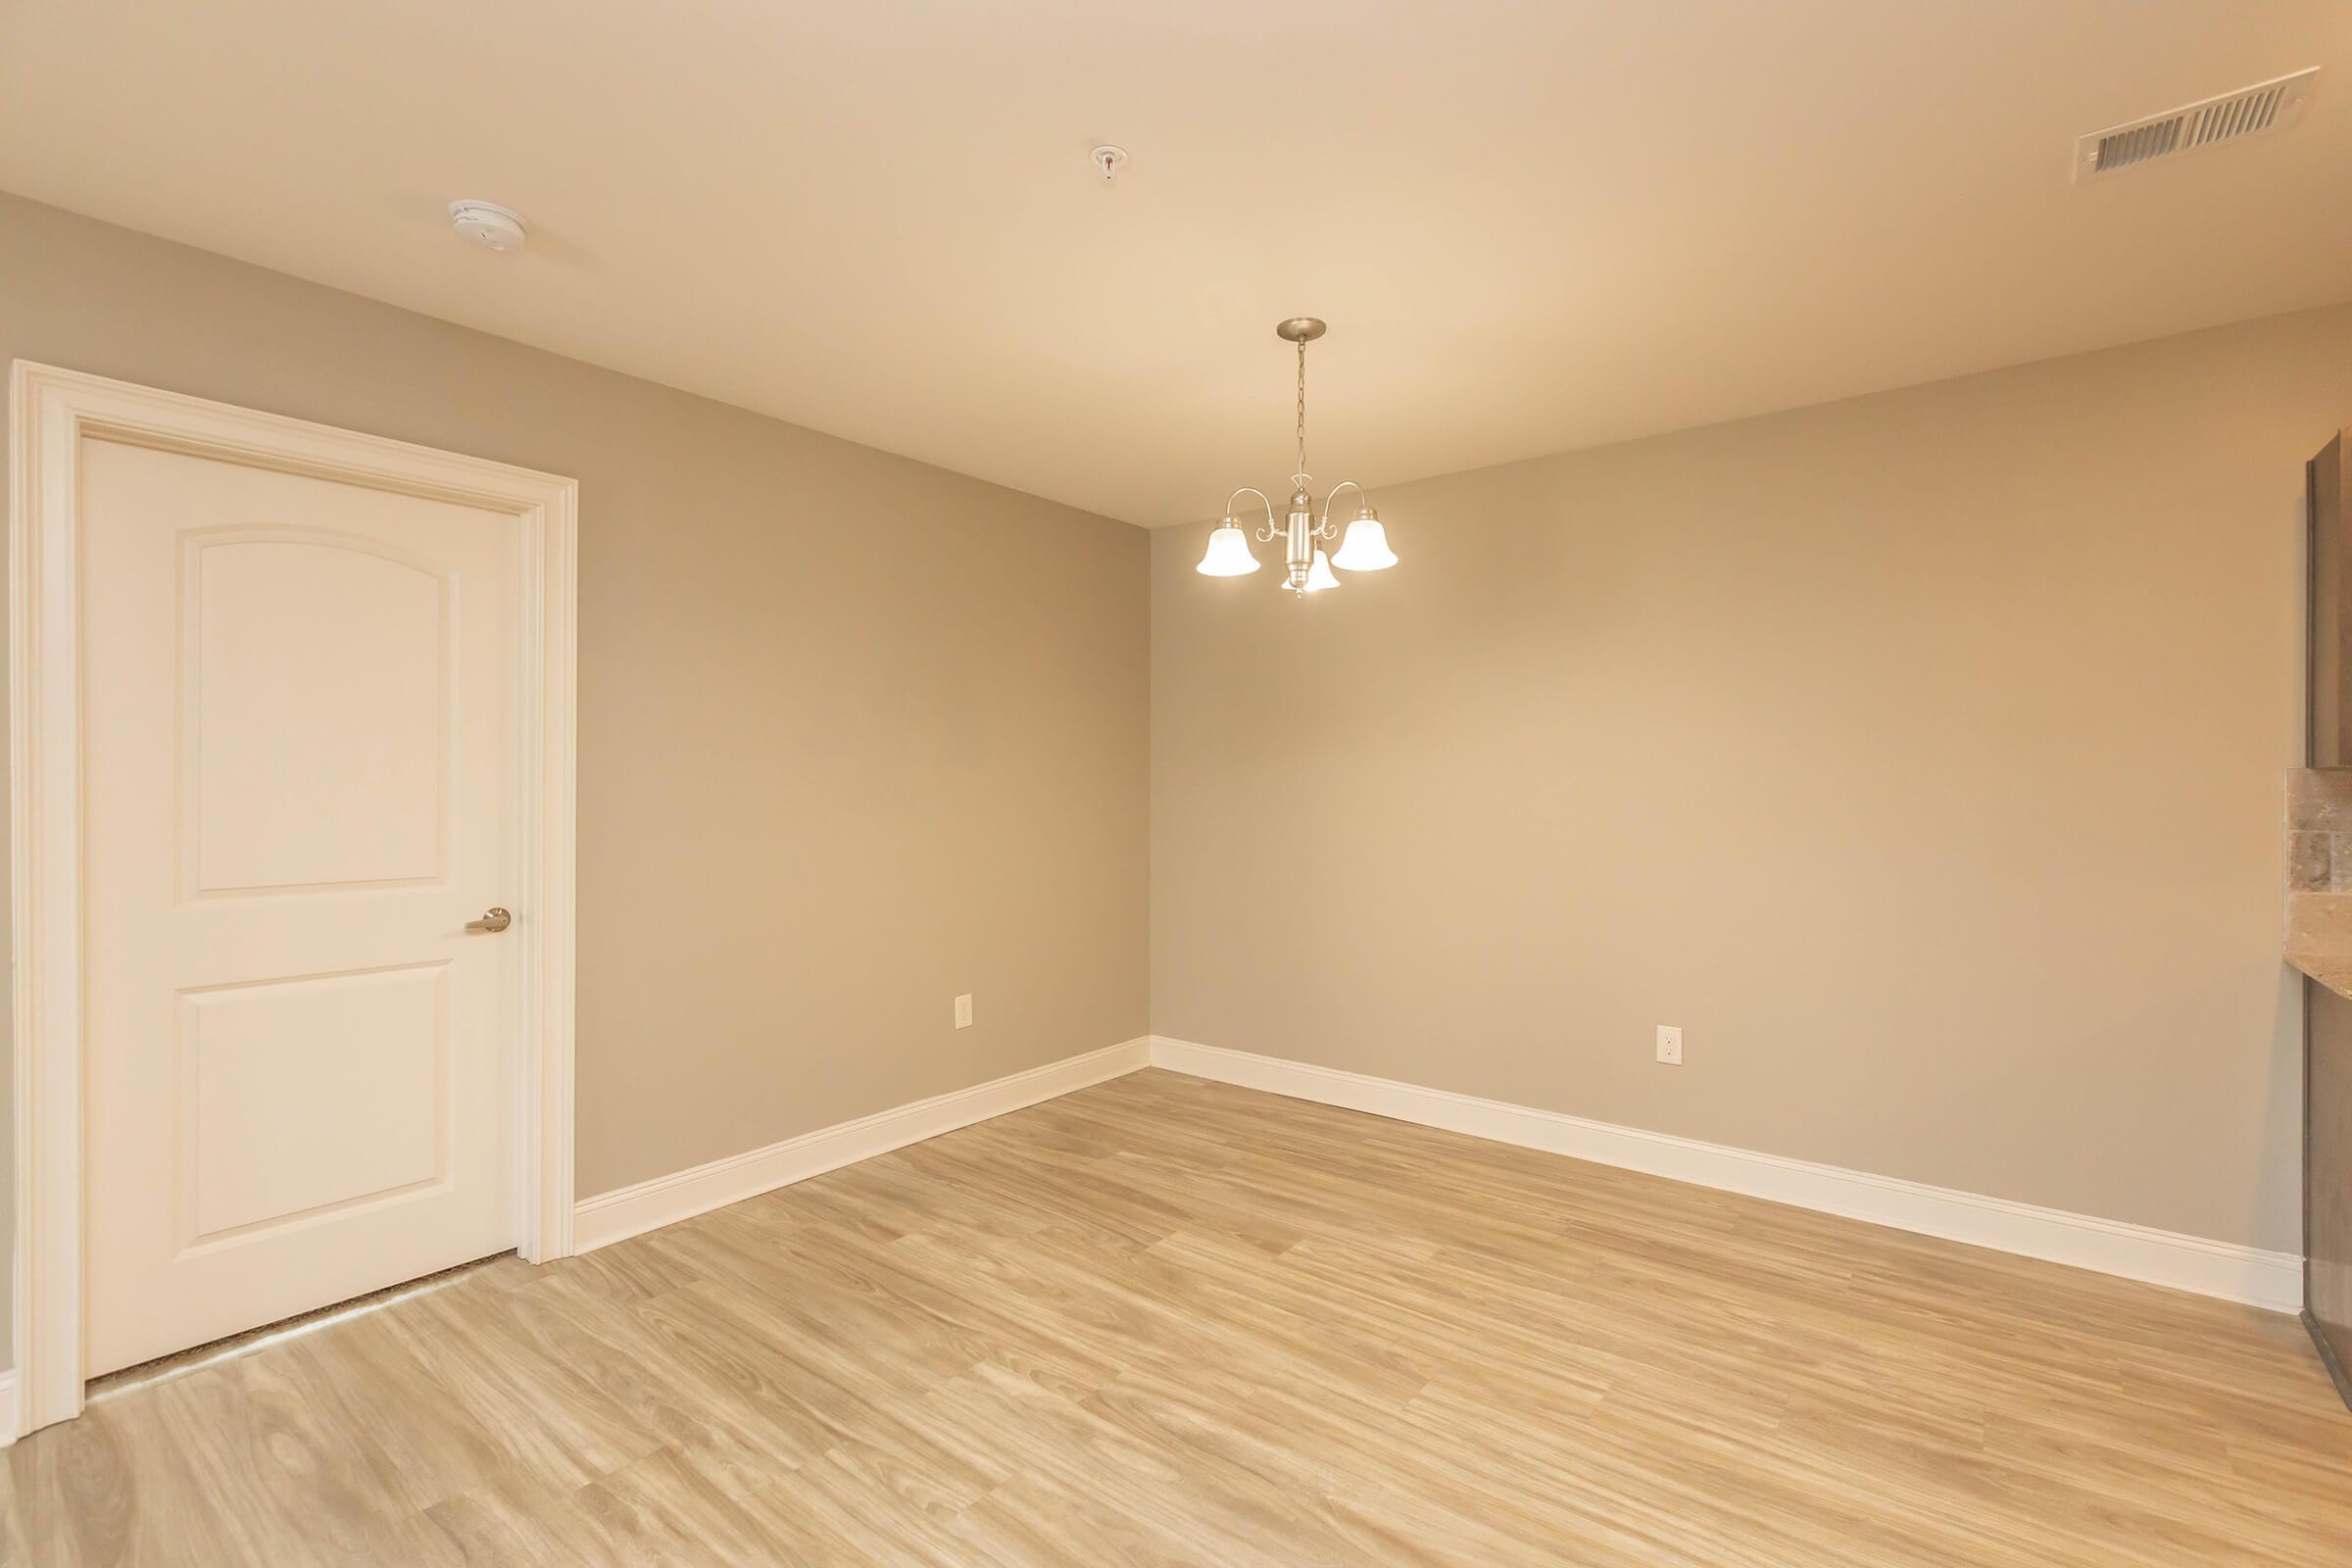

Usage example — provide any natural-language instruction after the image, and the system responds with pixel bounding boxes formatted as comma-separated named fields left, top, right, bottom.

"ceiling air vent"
left=2075, top=68, right=2319, bottom=180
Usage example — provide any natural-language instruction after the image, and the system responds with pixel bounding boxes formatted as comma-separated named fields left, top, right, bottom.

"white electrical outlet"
left=1655, top=1024, right=1683, bottom=1065
left=955, top=994, right=973, bottom=1030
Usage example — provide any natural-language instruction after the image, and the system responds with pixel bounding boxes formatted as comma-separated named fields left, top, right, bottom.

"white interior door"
left=79, top=435, right=520, bottom=1377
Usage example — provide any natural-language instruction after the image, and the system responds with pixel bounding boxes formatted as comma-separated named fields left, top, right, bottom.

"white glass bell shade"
left=1196, top=522, right=1260, bottom=576
left=1332, top=514, right=1397, bottom=571
left=1303, top=549, right=1341, bottom=592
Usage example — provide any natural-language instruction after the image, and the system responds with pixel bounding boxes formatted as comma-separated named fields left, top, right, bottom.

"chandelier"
left=1196, top=318, right=1397, bottom=593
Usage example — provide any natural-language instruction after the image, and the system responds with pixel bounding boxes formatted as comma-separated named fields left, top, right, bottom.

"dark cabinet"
left=2306, top=432, right=2352, bottom=1408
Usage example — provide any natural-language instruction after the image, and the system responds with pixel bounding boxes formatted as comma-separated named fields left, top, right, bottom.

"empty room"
left=4, top=1, right=2352, bottom=1562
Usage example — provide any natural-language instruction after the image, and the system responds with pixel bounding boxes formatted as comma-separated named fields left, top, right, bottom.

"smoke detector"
left=448, top=200, right=528, bottom=253
left=2075, top=69, right=2318, bottom=180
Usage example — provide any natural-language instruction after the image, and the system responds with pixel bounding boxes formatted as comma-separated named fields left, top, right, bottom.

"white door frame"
left=7, top=362, right=578, bottom=1439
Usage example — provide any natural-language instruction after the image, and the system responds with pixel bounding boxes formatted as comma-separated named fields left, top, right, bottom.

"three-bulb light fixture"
left=1196, top=318, right=1397, bottom=592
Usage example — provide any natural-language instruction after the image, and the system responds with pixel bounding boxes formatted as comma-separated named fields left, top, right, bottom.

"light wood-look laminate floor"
left=6, top=1067, right=2350, bottom=1565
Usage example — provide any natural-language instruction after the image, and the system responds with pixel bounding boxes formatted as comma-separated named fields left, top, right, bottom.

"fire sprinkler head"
left=1089, top=144, right=1129, bottom=183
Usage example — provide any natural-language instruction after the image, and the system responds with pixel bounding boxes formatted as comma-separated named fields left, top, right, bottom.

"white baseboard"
left=573, top=1038, right=1152, bottom=1252
left=1150, top=1037, right=2303, bottom=1313
left=0, top=1371, right=17, bottom=1447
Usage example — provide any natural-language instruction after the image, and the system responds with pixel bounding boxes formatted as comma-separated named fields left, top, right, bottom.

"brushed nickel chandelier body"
left=1196, top=318, right=1397, bottom=593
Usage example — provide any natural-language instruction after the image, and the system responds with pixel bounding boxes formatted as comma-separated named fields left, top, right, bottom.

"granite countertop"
left=2288, top=949, right=2352, bottom=1001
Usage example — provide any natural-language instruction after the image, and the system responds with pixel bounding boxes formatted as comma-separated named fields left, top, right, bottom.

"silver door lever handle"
left=466, top=906, right=513, bottom=933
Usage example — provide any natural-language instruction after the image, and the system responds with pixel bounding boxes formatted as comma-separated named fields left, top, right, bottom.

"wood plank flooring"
left=6, top=1066, right=2349, bottom=1564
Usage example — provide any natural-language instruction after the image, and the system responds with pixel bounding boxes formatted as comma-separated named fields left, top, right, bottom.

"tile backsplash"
left=2288, top=827, right=2352, bottom=892
left=2286, top=769, right=2352, bottom=955
left=2285, top=827, right=2342, bottom=888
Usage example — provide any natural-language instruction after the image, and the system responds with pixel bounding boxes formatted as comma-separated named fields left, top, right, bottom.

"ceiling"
left=5, top=2, right=2350, bottom=526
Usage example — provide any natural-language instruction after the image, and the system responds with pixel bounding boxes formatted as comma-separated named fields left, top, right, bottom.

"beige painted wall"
left=1153, top=303, right=2352, bottom=1253
left=0, top=193, right=1150, bottom=1354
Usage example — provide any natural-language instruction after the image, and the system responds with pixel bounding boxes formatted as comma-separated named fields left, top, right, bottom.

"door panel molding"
left=7, top=361, right=578, bottom=1439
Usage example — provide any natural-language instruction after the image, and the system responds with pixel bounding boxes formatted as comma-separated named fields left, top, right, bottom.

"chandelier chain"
left=1294, top=338, right=1307, bottom=483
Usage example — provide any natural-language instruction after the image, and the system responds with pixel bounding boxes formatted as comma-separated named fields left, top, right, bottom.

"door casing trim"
left=7, top=362, right=579, bottom=1438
